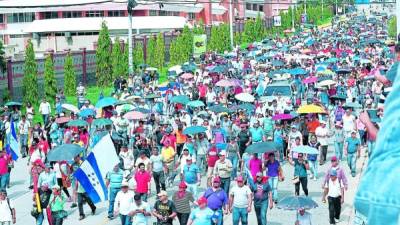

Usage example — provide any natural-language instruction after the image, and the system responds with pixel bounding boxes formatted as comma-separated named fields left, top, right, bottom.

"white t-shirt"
left=325, top=179, right=343, bottom=198
left=206, top=91, right=216, bottom=103
left=297, top=211, right=312, bottom=225
left=229, top=185, right=252, bottom=208
left=342, top=114, right=355, bottom=132
left=39, top=102, right=51, bottom=115
left=135, top=157, right=151, bottom=170
left=130, top=201, right=151, bottom=225
left=18, top=120, right=30, bottom=135
left=0, top=198, right=14, bottom=222
left=114, top=190, right=135, bottom=215
left=315, top=126, right=329, bottom=146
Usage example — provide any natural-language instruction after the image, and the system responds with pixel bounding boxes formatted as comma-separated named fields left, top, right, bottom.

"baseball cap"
left=320, top=120, right=327, bottom=124
left=52, top=185, right=61, bottom=190
left=219, top=150, right=227, bottom=156
left=121, top=181, right=129, bottom=187
left=236, top=176, right=244, bottom=182
left=331, top=156, right=338, bottom=162
left=179, top=182, right=187, bottom=189
left=213, top=176, right=221, bottom=183
left=330, top=169, right=338, bottom=176
left=196, top=197, right=208, bottom=205
left=186, top=156, right=192, bottom=161
left=157, top=190, right=168, bottom=197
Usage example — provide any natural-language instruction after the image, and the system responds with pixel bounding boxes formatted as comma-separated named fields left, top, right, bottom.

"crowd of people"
left=0, top=9, right=399, bottom=225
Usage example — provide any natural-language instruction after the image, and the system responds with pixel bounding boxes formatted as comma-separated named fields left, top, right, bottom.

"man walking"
left=38, top=98, right=51, bottom=125
left=134, top=163, right=151, bottom=201
left=315, top=121, right=329, bottom=165
left=203, top=177, right=228, bottom=225
left=114, top=181, right=135, bottom=225
left=344, top=131, right=361, bottom=177
left=322, top=169, right=344, bottom=225
left=130, top=194, right=151, bottom=225
left=248, top=172, right=273, bottom=225
left=213, top=151, right=233, bottom=194
left=0, top=189, right=16, bottom=225
left=229, top=176, right=252, bottom=225
left=105, top=164, right=124, bottom=219
left=182, top=156, right=201, bottom=198
left=152, top=191, right=177, bottom=225
left=187, top=197, right=217, bottom=225
left=18, top=115, right=30, bottom=158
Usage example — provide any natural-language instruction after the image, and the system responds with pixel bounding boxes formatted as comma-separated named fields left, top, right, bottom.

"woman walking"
left=264, top=153, right=284, bottom=203
left=289, top=153, right=309, bottom=196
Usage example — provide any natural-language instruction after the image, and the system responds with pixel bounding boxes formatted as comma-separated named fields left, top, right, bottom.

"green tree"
left=96, top=21, right=112, bottom=86
left=254, top=14, right=265, bottom=41
left=111, top=37, right=125, bottom=79
left=146, top=35, right=156, bottom=67
left=0, top=41, right=6, bottom=73
left=64, top=53, right=76, bottom=96
left=122, top=44, right=129, bottom=75
left=169, top=39, right=179, bottom=66
left=43, top=54, right=57, bottom=101
left=133, top=42, right=145, bottom=70
left=208, top=26, right=219, bottom=52
left=233, top=32, right=242, bottom=46
left=154, top=33, right=165, bottom=69
left=243, top=19, right=256, bottom=43
left=388, top=16, right=397, bottom=39
left=22, top=39, right=39, bottom=104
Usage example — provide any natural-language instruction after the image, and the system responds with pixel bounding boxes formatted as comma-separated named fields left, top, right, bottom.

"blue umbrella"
left=67, top=119, right=88, bottom=127
left=95, top=97, right=117, bottom=109
left=183, top=126, right=207, bottom=135
left=325, top=58, right=338, bottom=63
left=210, top=65, right=225, bottom=74
left=47, top=144, right=84, bottom=161
left=79, top=109, right=96, bottom=118
left=5, top=101, right=22, bottom=107
left=92, top=118, right=113, bottom=127
left=277, top=196, right=318, bottom=210
left=289, top=68, right=308, bottom=75
left=208, top=105, right=230, bottom=113
left=134, top=108, right=151, bottom=114
left=187, top=100, right=205, bottom=108
left=246, top=142, right=279, bottom=154
left=170, top=95, right=190, bottom=105
left=237, top=103, right=255, bottom=111
left=271, top=60, right=284, bottom=67
left=292, top=145, right=319, bottom=154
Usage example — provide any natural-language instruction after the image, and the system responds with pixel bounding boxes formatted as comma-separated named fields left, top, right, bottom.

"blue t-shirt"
left=273, top=129, right=284, bottom=145
left=346, top=137, right=360, bottom=153
left=189, top=207, right=217, bottom=225
left=250, top=127, right=264, bottom=142
left=183, top=164, right=199, bottom=184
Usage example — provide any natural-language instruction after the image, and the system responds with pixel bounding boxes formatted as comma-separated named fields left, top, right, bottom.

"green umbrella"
left=67, top=119, right=88, bottom=127
left=208, top=105, right=230, bottom=113
left=183, top=126, right=207, bottom=135
left=187, top=100, right=205, bottom=108
left=92, top=118, right=113, bottom=127
left=47, top=144, right=84, bottom=161
left=5, top=101, right=22, bottom=107
left=170, top=95, right=190, bottom=105
left=246, top=142, right=279, bottom=154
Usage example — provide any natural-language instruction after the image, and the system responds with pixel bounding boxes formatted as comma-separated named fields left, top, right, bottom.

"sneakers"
left=70, top=203, right=77, bottom=208
left=107, top=215, right=114, bottom=220
left=79, top=215, right=85, bottom=220
left=313, top=177, right=317, bottom=181
left=91, top=207, right=96, bottom=215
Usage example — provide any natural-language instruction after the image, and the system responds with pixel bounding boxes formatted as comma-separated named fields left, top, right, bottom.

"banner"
left=273, top=16, right=281, bottom=27
left=193, top=34, right=207, bottom=57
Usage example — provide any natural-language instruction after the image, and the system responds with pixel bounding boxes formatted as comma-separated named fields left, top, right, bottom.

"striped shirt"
left=378, top=86, right=392, bottom=109
left=172, top=191, right=194, bottom=214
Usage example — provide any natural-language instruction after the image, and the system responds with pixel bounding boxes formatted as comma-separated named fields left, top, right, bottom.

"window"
left=85, top=11, right=104, bottom=17
left=0, top=14, right=4, bottom=23
left=188, top=12, right=195, bottom=20
left=108, top=10, right=125, bottom=17
left=252, top=4, right=258, bottom=11
left=246, top=3, right=252, bottom=10
left=149, top=10, right=158, bottom=16
left=7, top=13, right=35, bottom=23
left=63, top=11, right=81, bottom=18
left=43, top=12, right=58, bottom=19
left=258, top=5, right=264, bottom=12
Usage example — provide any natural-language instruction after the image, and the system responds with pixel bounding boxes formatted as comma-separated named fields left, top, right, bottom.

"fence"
left=0, top=18, right=274, bottom=102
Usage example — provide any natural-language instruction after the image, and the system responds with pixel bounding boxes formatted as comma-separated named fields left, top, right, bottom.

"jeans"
left=347, top=153, right=357, bottom=176
left=135, top=192, right=148, bottom=202
left=108, top=188, right=121, bottom=217
left=177, top=212, right=190, bottom=225
left=232, top=207, right=248, bottom=225
left=334, top=142, right=344, bottom=160
left=196, top=154, right=206, bottom=174
left=220, top=177, right=231, bottom=195
left=308, top=160, right=318, bottom=179
left=295, top=177, right=308, bottom=196
left=254, top=201, right=268, bottom=225
left=153, top=171, right=166, bottom=194
left=268, top=176, right=279, bottom=201
left=186, top=182, right=198, bottom=198
left=277, top=144, right=284, bottom=161
left=78, top=192, right=96, bottom=217
left=53, top=217, right=63, bottom=225
left=213, top=209, right=223, bottom=225
left=20, top=134, right=28, bottom=156
left=119, top=214, right=132, bottom=225
left=367, top=141, right=375, bottom=157
left=358, top=130, right=366, bottom=145
left=228, top=155, right=239, bottom=179
left=328, top=196, right=342, bottom=224
left=42, top=114, right=49, bottom=125
left=0, top=173, right=9, bottom=189
left=36, top=213, right=44, bottom=225
left=320, top=145, right=328, bottom=164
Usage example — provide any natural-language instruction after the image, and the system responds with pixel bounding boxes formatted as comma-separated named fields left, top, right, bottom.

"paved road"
left=9, top=142, right=367, bottom=225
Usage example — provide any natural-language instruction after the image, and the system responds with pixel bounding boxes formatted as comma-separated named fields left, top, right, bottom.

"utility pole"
left=397, top=0, right=400, bottom=41
left=229, top=0, right=234, bottom=49
left=127, top=0, right=137, bottom=75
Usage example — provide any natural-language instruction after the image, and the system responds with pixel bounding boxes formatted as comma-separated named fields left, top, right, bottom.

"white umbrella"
left=317, top=80, right=336, bottom=87
left=61, top=103, right=79, bottom=113
left=235, top=93, right=255, bottom=102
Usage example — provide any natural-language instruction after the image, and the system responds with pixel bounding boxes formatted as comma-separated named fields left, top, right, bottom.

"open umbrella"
left=246, top=142, right=279, bottom=154
left=208, top=105, right=230, bottom=113
left=92, top=118, right=113, bottom=127
left=187, top=100, right=205, bottom=108
left=55, top=117, right=70, bottom=124
left=197, top=111, right=209, bottom=117
left=124, top=111, right=147, bottom=120
left=272, top=114, right=293, bottom=120
left=277, top=196, right=318, bottom=210
left=5, top=101, right=22, bottom=107
left=79, top=109, right=96, bottom=118
left=116, top=104, right=135, bottom=114
left=61, top=104, right=79, bottom=113
left=95, top=97, right=117, bottom=109
left=216, top=79, right=234, bottom=87
left=46, top=144, right=84, bottom=161
left=133, top=108, right=151, bottom=114
left=181, top=73, right=194, bottom=79
left=144, top=94, right=161, bottom=99
left=237, top=103, right=255, bottom=112
left=235, top=93, right=255, bottom=102
left=170, top=95, right=190, bottom=105
left=292, top=146, right=319, bottom=154
left=297, top=104, right=326, bottom=114
left=317, top=80, right=336, bottom=87
left=343, top=102, right=362, bottom=109
left=67, top=119, right=88, bottom=127
left=183, top=126, right=207, bottom=135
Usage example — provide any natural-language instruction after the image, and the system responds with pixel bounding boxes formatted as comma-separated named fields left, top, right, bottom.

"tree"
left=111, top=37, right=125, bottom=79
left=22, top=39, right=39, bottom=104
left=133, top=42, right=145, bottom=70
left=208, top=25, right=219, bottom=52
left=122, top=44, right=129, bottom=76
left=43, top=54, right=57, bottom=101
left=146, top=35, right=156, bottom=67
left=64, top=53, right=76, bottom=96
left=154, top=33, right=165, bottom=69
left=169, top=39, right=179, bottom=66
left=243, top=19, right=256, bottom=43
left=96, top=21, right=112, bottom=86
left=0, top=41, right=6, bottom=73
left=254, top=14, right=265, bottom=41
left=388, top=16, right=397, bottom=39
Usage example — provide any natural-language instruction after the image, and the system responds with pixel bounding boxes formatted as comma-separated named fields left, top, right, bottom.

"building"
left=0, top=0, right=291, bottom=56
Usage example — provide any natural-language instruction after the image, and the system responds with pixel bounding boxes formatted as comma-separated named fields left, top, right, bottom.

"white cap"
left=219, top=150, right=227, bottom=156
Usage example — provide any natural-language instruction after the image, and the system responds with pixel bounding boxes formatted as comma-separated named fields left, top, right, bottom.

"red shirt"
left=0, top=154, right=10, bottom=175
left=134, top=170, right=151, bottom=193
left=38, top=140, right=49, bottom=155
left=198, top=85, right=207, bottom=98
left=207, top=147, right=219, bottom=167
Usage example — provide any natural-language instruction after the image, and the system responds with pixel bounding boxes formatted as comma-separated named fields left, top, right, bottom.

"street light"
left=127, top=0, right=137, bottom=75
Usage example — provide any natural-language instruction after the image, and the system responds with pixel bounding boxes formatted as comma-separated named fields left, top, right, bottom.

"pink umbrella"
left=272, top=114, right=293, bottom=120
left=216, top=79, right=234, bottom=87
left=124, top=111, right=146, bottom=120
left=181, top=73, right=194, bottom=79
left=55, top=117, right=70, bottom=124
left=303, top=76, right=317, bottom=84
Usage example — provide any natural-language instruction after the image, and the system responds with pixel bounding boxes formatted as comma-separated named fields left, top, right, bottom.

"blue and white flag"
left=6, top=119, right=19, bottom=161
left=73, top=134, right=119, bottom=203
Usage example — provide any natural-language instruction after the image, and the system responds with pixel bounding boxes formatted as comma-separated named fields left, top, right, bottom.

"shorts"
left=207, top=167, right=214, bottom=177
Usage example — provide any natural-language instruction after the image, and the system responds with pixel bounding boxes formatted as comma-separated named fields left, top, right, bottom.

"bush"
left=22, top=39, right=39, bottom=104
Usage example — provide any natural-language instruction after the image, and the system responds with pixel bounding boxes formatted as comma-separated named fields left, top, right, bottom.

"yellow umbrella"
left=297, top=104, right=326, bottom=114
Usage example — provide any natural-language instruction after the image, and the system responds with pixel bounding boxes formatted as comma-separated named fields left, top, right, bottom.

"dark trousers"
left=177, top=212, right=190, bottom=225
left=176, top=144, right=184, bottom=156
left=57, top=178, right=70, bottom=198
left=328, top=196, right=341, bottom=224
left=295, top=177, right=308, bottom=196
left=153, top=171, right=166, bottom=194
left=78, top=193, right=96, bottom=216
left=320, top=145, right=328, bottom=164
left=52, top=217, right=63, bottom=225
